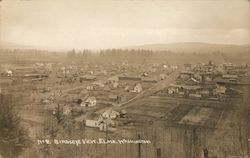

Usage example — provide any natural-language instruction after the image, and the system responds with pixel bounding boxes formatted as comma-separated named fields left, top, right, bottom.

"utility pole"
left=105, top=121, right=108, bottom=158
left=138, top=134, right=141, bottom=158
left=192, top=128, right=197, bottom=158
left=156, top=148, right=161, bottom=158
left=0, top=88, right=2, bottom=105
left=247, top=85, right=250, bottom=157
left=248, top=107, right=250, bottom=157
left=203, top=148, right=208, bottom=158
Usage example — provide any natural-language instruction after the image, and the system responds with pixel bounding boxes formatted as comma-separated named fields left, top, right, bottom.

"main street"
left=115, top=68, right=181, bottom=110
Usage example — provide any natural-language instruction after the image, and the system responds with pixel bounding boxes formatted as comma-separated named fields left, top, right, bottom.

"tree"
left=67, top=49, right=76, bottom=58
left=0, top=94, right=31, bottom=157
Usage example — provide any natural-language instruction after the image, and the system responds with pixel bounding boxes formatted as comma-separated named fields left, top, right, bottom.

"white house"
left=214, top=84, right=226, bottom=96
left=102, top=109, right=120, bottom=119
left=81, top=97, right=97, bottom=107
left=131, top=83, right=142, bottom=93
left=6, top=70, right=13, bottom=77
left=86, top=120, right=100, bottom=128
left=107, top=76, right=119, bottom=83
left=92, top=81, right=105, bottom=88
left=63, top=106, right=71, bottom=116
left=86, top=85, right=94, bottom=90
left=85, top=114, right=103, bottom=128
left=112, top=82, right=119, bottom=88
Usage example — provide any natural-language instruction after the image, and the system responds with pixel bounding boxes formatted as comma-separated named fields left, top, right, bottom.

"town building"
left=80, top=97, right=97, bottom=107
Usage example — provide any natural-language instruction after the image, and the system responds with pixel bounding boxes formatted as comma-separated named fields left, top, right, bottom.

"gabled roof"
left=222, top=74, right=238, bottom=79
left=169, top=84, right=201, bottom=90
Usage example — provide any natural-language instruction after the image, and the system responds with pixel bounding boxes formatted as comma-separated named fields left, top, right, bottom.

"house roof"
left=108, top=76, right=119, bottom=81
left=222, top=74, right=238, bottom=79
left=80, top=75, right=96, bottom=79
left=169, top=84, right=201, bottom=90
left=86, top=97, right=96, bottom=101
left=180, top=71, right=194, bottom=75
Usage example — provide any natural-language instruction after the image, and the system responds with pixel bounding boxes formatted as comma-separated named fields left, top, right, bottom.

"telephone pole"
left=138, top=134, right=141, bottom=158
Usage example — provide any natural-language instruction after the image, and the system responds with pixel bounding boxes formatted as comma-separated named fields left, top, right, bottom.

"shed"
left=86, top=120, right=99, bottom=128
left=85, top=113, right=103, bottom=128
left=118, top=76, right=142, bottom=81
left=222, top=74, right=238, bottom=79
left=80, top=75, right=96, bottom=82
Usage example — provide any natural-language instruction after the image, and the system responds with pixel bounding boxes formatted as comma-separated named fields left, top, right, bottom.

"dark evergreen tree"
left=0, top=94, right=31, bottom=157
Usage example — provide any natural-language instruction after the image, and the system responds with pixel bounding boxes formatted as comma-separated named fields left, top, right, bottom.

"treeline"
left=66, top=49, right=92, bottom=58
left=66, top=48, right=156, bottom=58
left=99, top=49, right=155, bottom=59
left=67, top=48, right=172, bottom=59
left=66, top=49, right=226, bottom=59
left=0, top=48, right=229, bottom=61
left=0, top=49, right=63, bottom=60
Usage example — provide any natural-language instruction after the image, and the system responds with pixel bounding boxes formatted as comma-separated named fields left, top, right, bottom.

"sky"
left=0, top=0, right=250, bottom=49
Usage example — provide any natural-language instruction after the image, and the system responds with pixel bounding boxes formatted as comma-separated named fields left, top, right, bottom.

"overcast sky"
left=0, top=0, right=249, bottom=49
